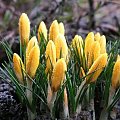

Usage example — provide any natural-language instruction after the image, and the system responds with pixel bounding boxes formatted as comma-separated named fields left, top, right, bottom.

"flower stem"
left=26, top=78, right=35, bottom=120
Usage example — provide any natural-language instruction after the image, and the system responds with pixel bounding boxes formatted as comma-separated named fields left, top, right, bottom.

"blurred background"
left=0, top=0, right=120, bottom=62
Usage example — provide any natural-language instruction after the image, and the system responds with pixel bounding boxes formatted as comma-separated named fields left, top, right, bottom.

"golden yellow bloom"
left=59, top=22, right=65, bottom=35
left=26, top=36, right=38, bottom=64
left=87, top=53, right=108, bottom=83
left=111, top=60, right=120, bottom=89
left=94, top=32, right=100, bottom=42
left=55, top=34, right=68, bottom=63
left=99, top=35, right=106, bottom=54
left=45, top=40, right=56, bottom=73
left=38, top=21, right=47, bottom=43
left=85, top=32, right=94, bottom=60
left=51, top=58, right=67, bottom=92
left=13, top=53, right=24, bottom=84
left=49, top=20, right=59, bottom=43
left=72, top=35, right=83, bottom=57
left=26, top=45, right=40, bottom=78
left=19, top=13, right=30, bottom=46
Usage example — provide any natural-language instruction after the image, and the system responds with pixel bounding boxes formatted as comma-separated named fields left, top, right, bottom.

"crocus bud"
left=26, top=45, right=40, bottom=78
left=19, top=13, right=30, bottom=46
left=94, top=32, right=100, bottom=42
left=99, top=35, right=106, bottom=54
left=13, top=53, right=24, bottom=84
left=49, top=20, right=59, bottom=43
left=45, top=40, right=56, bottom=73
left=51, top=58, right=67, bottom=92
left=72, top=35, right=83, bottom=57
left=55, top=34, right=68, bottom=63
left=38, top=21, right=47, bottom=42
left=85, top=32, right=94, bottom=59
left=87, top=53, right=108, bottom=83
left=59, top=22, right=65, bottom=35
left=111, top=58, right=120, bottom=89
left=26, top=36, right=38, bottom=64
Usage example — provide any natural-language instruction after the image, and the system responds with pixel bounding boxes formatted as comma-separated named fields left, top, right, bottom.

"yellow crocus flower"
left=19, top=13, right=30, bottom=46
left=13, top=53, right=24, bottom=84
left=55, top=34, right=68, bottom=63
left=38, top=21, right=47, bottom=43
left=26, top=45, right=40, bottom=78
left=87, top=53, right=108, bottom=83
left=85, top=32, right=94, bottom=58
left=59, top=22, right=65, bottom=35
left=26, top=36, right=38, bottom=64
left=45, top=40, right=56, bottom=73
left=111, top=58, right=120, bottom=89
left=49, top=20, right=59, bottom=43
left=99, top=35, right=106, bottom=54
left=51, top=58, right=67, bottom=92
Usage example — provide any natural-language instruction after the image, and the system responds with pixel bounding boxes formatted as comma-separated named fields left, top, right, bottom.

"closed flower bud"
left=94, top=32, right=100, bottom=42
left=13, top=53, right=24, bottom=84
left=87, top=53, right=108, bottom=83
left=26, top=36, right=38, bottom=64
left=99, top=35, right=106, bottom=54
left=45, top=40, right=56, bottom=73
left=59, top=22, right=65, bottom=35
left=51, top=58, right=67, bottom=92
left=19, top=13, right=30, bottom=46
left=72, top=35, right=83, bottom=57
left=49, top=20, right=59, bottom=43
left=38, top=21, right=47, bottom=42
left=26, top=45, right=40, bottom=78
left=117, top=55, right=120, bottom=61
left=111, top=60, right=120, bottom=89
left=55, top=34, right=68, bottom=63
left=85, top=32, right=94, bottom=58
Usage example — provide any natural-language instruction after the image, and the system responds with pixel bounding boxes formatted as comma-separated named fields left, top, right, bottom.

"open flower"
left=38, top=21, right=47, bottom=42
left=45, top=40, right=56, bottom=73
left=111, top=56, right=120, bottom=89
left=51, top=58, right=67, bottom=92
left=13, top=53, right=25, bottom=84
left=55, top=34, right=68, bottom=63
left=87, top=53, right=108, bottom=83
left=19, top=13, right=30, bottom=46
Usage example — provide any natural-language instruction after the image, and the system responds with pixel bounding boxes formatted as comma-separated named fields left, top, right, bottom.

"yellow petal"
left=111, top=60, right=120, bottom=89
left=45, top=40, right=56, bottom=73
left=85, top=32, right=94, bottom=60
left=26, top=45, right=40, bottom=78
left=49, top=20, right=59, bottom=43
left=51, top=58, right=67, bottom=92
left=87, top=53, right=108, bottom=83
left=59, top=22, right=65, bottom=35
left=26, top=36, right=38, bottom=64
left=38, top=21, right=47, bottom=43
left=94, top=32, right=100, bottom=42
left=19, top=13, right=30, bottom=46
left=55, top=34, right=68, bottom=63
left=13, top=53, right=24, bottom=83
left=99, top=35, right=106, bottom=54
